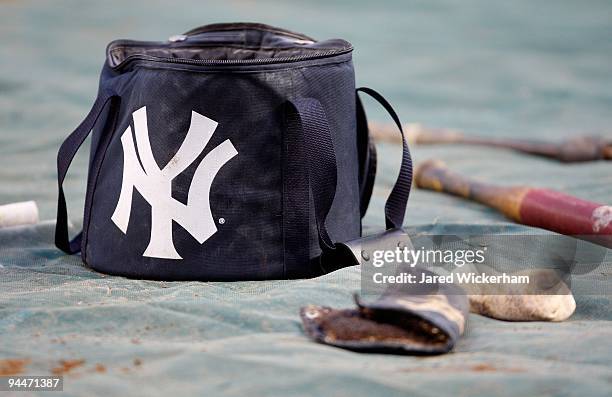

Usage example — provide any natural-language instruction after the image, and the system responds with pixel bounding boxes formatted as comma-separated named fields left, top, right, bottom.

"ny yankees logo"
left=111, top=107, right=238, bottom=259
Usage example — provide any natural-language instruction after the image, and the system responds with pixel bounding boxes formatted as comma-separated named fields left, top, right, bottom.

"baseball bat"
left=415, top=160, right=612, bottom=248
left=369, top=123, right=612, bottom=163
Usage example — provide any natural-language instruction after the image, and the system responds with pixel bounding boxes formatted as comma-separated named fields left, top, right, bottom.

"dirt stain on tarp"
left=402, top=363, right=524, bottom=373
left=0, top=358, right=31, bottom=375
left=120, top=357, right=143, bottom=374
left=51, top=359, right=86, bottom=375
left=471, top=363, right=499, bottom=372
left=46, top=359, right=141, bottom=377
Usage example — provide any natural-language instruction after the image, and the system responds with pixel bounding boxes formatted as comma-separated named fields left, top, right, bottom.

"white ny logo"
left=111, top=107, right=238, bottom=259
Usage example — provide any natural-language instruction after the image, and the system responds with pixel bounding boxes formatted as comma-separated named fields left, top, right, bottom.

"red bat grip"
left=520, top=189, right=612, bottom=235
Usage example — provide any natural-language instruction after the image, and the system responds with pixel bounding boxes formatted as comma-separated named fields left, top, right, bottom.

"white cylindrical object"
left=0, top=201, right=39, bottom=228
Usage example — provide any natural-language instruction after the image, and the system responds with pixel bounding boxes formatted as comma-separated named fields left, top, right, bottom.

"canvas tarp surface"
left=1, top=1, right=611, bottom=395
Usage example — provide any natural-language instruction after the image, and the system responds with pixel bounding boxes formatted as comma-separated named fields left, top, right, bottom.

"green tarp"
left=1, top=1, right=610, bottom=395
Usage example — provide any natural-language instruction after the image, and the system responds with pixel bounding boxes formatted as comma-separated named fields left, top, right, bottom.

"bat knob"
left=603, top=142, right=612, bottom=160
left=414, top=159, right=449, bottom=190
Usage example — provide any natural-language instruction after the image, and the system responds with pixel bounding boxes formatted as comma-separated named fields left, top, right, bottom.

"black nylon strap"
left=55, top=88, right=118, bottom=254
left=286, top=98, right=337, bottom=252
left=356, top=94, right=377, bottom=218
left=286, top=89, right=412, bottom=256
left=360, top=138, right=377, bottom=217
left=357, top=87, right=413, bottom=229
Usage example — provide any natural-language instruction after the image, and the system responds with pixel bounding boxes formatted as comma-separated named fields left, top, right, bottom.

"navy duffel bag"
left=55, top=23, right=412, bottom=281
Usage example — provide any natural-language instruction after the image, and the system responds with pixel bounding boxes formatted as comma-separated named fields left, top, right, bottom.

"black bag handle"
left=286, top=98, right=338, bottom=252
left=55, top=88, right=119, bottom=254
left=356, top=87, right=413, bottom=229
left=356, top=94, right=377, bottom=219
left=286, top=88, right=412, bottom=254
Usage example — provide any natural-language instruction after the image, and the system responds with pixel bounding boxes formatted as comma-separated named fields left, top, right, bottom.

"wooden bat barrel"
left=369, top=122, right=612, bottom=162
left=415, top=160, right=612, bottom=247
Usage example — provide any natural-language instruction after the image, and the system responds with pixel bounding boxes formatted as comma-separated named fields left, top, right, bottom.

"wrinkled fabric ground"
left=1, top=1, right=611, bottom=396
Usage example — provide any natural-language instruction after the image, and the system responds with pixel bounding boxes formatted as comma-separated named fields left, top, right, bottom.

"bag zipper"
left=110, top=40, right=353, bottom=69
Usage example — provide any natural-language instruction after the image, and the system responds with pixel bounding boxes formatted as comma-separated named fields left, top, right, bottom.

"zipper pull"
left=293, top=39, right=315, bottom=45
left=168, top=34, right=187, bottom=43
